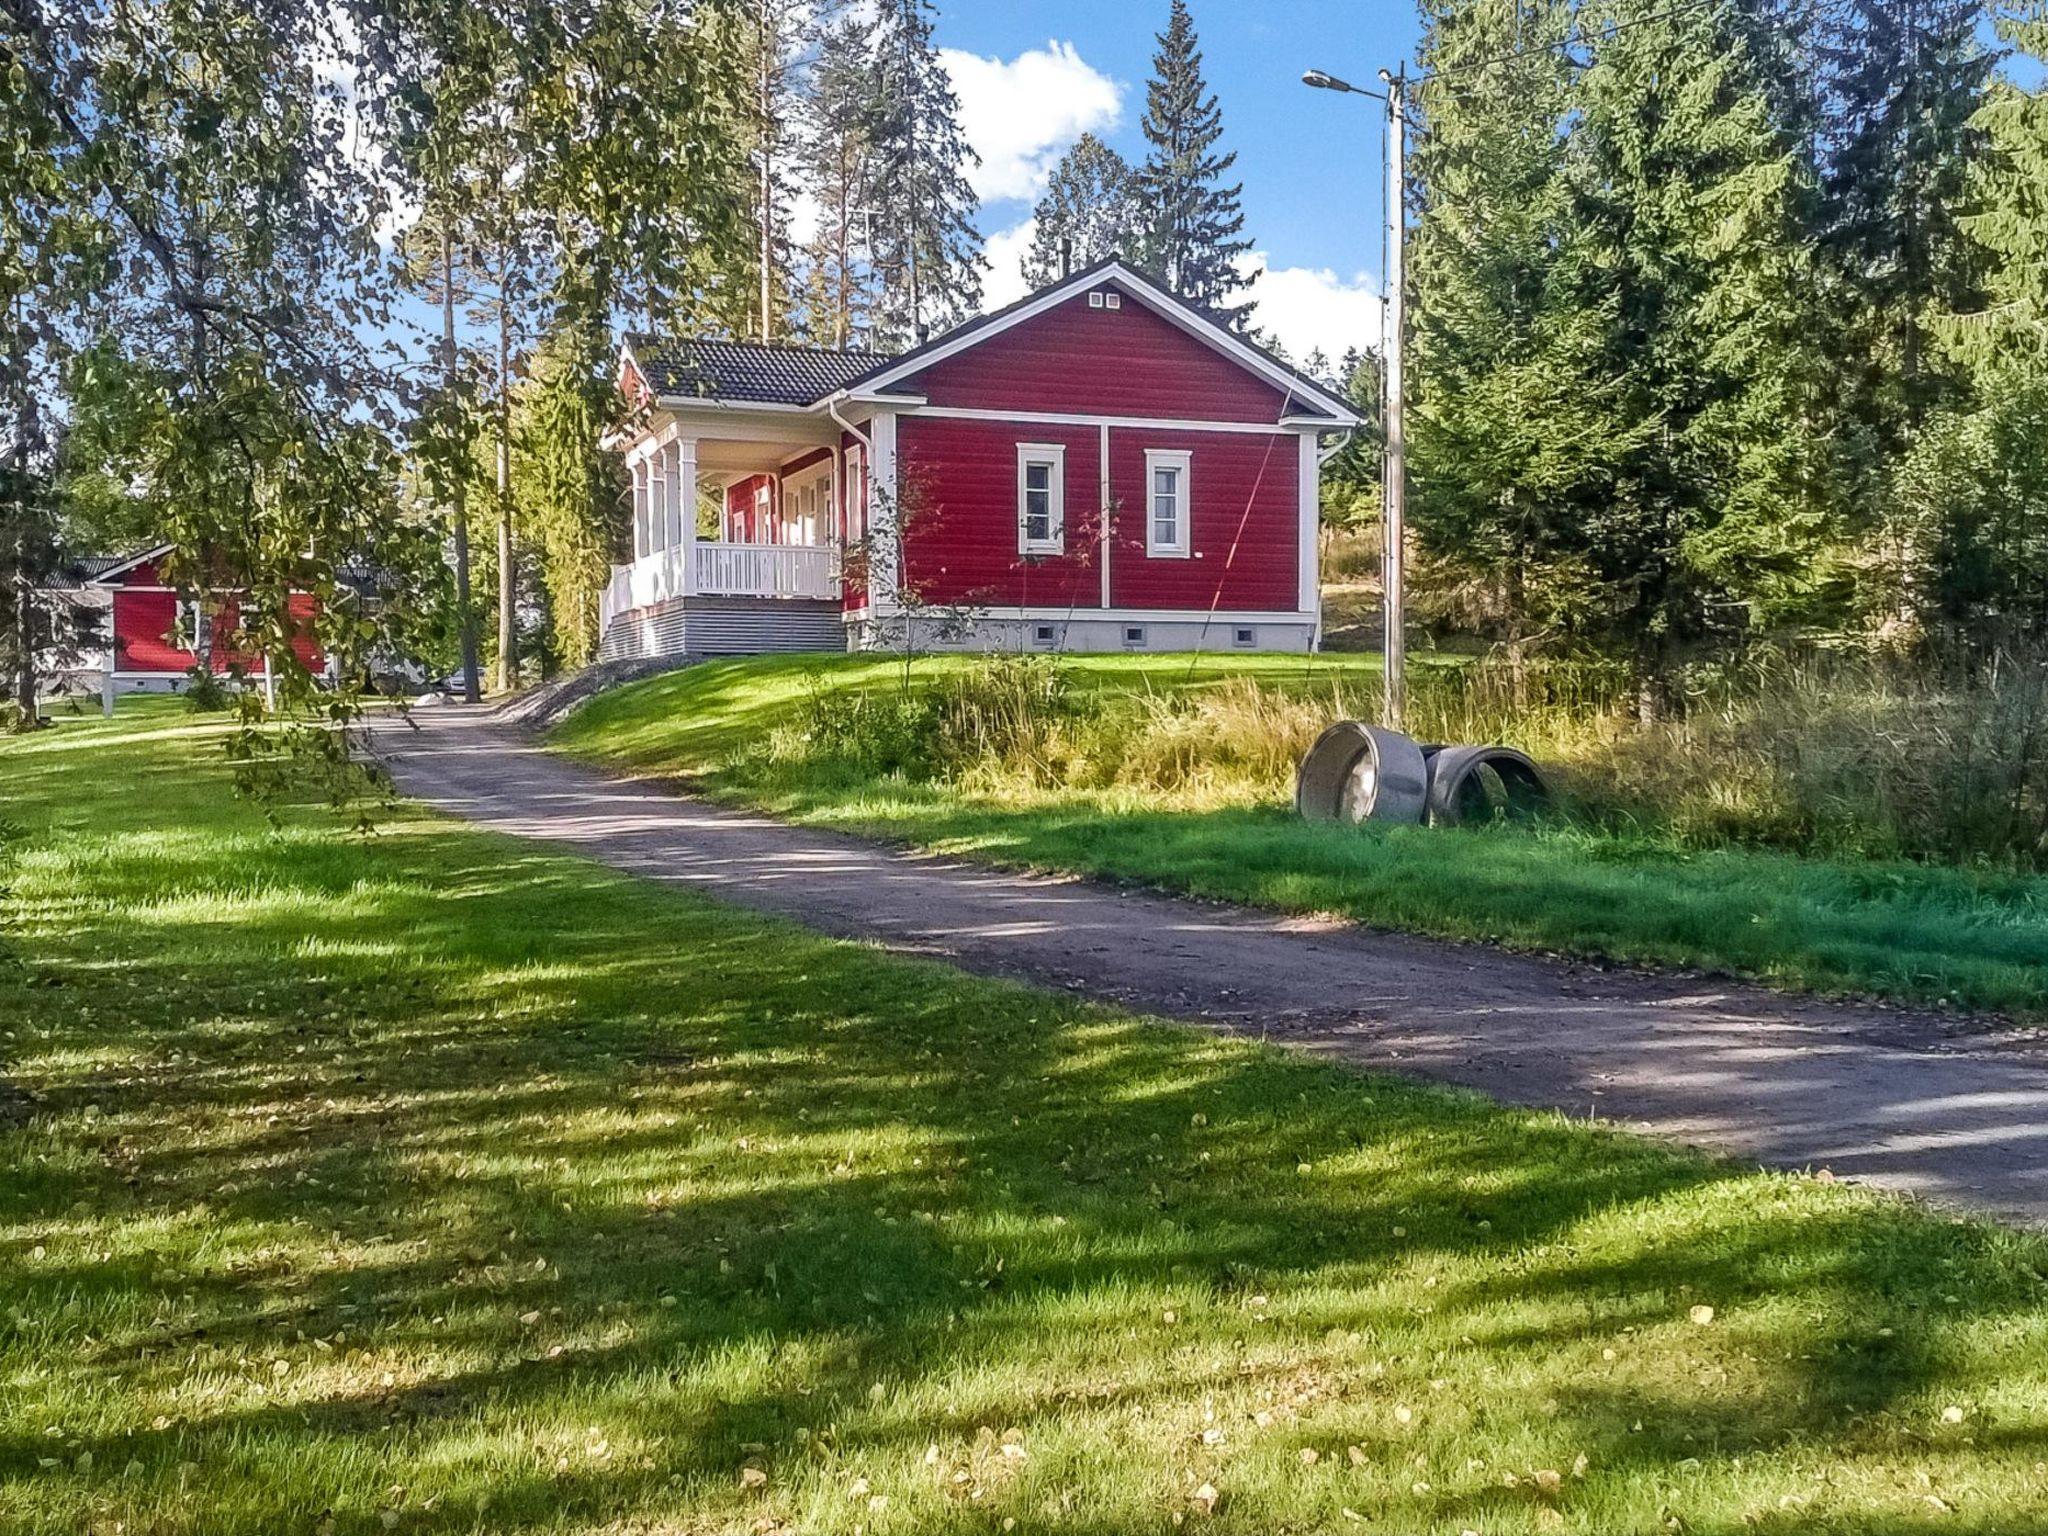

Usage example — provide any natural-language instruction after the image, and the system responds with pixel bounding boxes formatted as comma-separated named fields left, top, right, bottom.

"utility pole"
left=1378, top=65, right=1407, bottom=730
left=1301, top=63, right=1408, bottom=728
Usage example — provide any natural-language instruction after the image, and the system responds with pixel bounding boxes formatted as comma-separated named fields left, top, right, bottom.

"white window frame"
left=1017, top=442, right=1066, bottom=556
left=1144, top=448, right=1192, bottom=558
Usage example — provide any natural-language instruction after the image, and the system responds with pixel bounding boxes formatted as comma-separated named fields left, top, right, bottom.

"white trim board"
left=943, top=606, right=1316, bottom=624
left=87, top=544, right=177, bottom=585
left=906, top=405, right=1325, bottom=437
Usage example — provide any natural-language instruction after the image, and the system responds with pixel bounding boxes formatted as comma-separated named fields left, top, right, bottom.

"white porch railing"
left=694, top=542, right=839, bottom=599
left=600, top=542, right=840, bottom=632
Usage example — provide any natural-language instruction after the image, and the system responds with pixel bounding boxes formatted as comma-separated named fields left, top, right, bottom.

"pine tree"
left=744, top=0, right=815, bottom=343
left=1134, top=0, right=1255, bottom=319
left=799, top=8, right=882, bottom=350
left=868, top=0, right=984, bottom=346
left=1021, top=133, right=1140, bottom=287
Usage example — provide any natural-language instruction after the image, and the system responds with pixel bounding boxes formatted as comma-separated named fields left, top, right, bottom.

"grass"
left=551, top=653, right=2048, bottom=1017
left=6, top=706, right=2048, bottom=1533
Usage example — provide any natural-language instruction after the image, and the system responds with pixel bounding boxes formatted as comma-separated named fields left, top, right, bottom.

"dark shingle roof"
left=624, top=334, right=885, bottom=407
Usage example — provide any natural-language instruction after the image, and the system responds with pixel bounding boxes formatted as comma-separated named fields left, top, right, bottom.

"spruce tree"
left=1562, top=0, right=1837, bottom=695
left=1021, top=133, right=1140, bottom=286
left=1408, top=0, right=1609, bottom=643
left=1134, top=0, right=1256, bottom=319
left=868, top=0, right=984, bottom=345
left=1893, top=2, right=2048, bottom=643
left=1819, top=0, right=1991, bottom=491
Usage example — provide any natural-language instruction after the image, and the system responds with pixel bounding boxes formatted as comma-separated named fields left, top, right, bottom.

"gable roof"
left=84, top=544, right=176, bottom=585
left=831, top=257, right=1363, bottom=425
left=624, top=334, right=885, bottom=408
left=623, top=259, right=1365, bottom=426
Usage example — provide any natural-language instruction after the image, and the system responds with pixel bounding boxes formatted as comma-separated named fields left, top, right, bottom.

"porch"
left=598, top=425, right=850, bottom=659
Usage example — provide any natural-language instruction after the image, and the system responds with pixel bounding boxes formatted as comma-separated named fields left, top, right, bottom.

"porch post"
left=631, top=457, right=649, bottom=561
left=869, top=411, right=899, bottom=614
left=673, top=439, right=698, bottom=596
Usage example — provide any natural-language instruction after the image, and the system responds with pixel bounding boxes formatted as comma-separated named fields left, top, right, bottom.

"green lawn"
left=551, top=653, right=2048, bottom=1017
left=5, top=705, right=2048, bottom=1533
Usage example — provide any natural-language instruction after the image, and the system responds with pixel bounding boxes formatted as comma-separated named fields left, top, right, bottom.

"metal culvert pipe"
left=1295, top=721, right=1430, bottom=825
left=1423, top=744, right=1551, bottom=826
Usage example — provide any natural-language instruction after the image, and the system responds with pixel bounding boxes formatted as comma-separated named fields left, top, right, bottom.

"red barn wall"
left=893, top=282, right=1300, bottom=423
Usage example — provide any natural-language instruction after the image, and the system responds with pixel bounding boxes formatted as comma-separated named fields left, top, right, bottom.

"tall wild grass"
left=775, top=645, right=2048, bottom=869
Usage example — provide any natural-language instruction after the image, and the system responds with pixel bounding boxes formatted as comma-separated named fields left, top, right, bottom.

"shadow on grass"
left=3, top=712, right=2048, bottom=1533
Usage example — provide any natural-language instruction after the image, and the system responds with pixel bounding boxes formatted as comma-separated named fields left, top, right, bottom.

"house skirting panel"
left=847, top=613, right=1318, bottom=656
left=598, top=596, right=846, bottom=661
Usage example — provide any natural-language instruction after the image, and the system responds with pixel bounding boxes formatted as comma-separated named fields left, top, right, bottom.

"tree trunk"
left=495, top=290, right=518, bottom=693
left=444, top=229, right=481, bottom=704
left=758, top=0, right=775, bottom=343
left=9, top=318, right=37, bottom=723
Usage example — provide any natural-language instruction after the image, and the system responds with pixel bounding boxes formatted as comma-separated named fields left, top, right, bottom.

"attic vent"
left=1088, top=292, right=1104, bottom=309
left=1104, top=292, right=1122, bottom=309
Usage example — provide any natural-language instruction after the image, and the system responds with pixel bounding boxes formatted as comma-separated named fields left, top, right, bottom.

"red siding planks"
left=110, top=588, right=325, bottom=674
left=897, top=417, right=1101, bottom=609
left=1106, top=427, right=1300, bottom=612
left=892, top=416, right=1303, bottom=615
left=112, top=590, right=190, bottom=671
left=895, top=283, right=1297, bottom=423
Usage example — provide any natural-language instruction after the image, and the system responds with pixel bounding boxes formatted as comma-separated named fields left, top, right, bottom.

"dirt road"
left=373, top=705, right=2048, bottom=1226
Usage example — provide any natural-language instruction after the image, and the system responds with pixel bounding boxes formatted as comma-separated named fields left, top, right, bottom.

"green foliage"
left=868, top=0, right=984, bottom=343
left=513, top=316, right=623, bottom=670
left=797, top=7, right=884, bottom=350
left=1134, top=0, right=1256, bottom=319
left=1022, top=133, right=1141, bottom=286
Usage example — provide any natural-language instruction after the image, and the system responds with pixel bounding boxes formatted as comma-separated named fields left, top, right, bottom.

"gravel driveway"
left=372, top=705, right=2048, bottom=1226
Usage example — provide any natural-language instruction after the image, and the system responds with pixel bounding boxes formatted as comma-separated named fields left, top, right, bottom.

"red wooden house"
left=601, top=258, right=1365, bottom=658
left=89, top=544, right=327, bottom=707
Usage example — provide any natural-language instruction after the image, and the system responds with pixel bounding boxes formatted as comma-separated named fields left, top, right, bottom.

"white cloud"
left=983, top=218, right=1037, bottom=308
left=940, top=41, right=1122, bottom=206
left=1242, top=255, right=1384, bottom=367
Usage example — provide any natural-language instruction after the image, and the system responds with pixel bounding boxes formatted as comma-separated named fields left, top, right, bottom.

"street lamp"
left=1303, top=63, right=1407, bottom=731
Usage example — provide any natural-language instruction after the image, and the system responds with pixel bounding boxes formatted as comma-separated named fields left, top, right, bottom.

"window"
left=1088, top=292, right=1104, bottom=309
left=1144, top=449, right=1192, bottom=558
left=1123, top=625, right=1147, bottom=649
left=1104, top=292, right=1122, bottom=310
left=1233, top=626, right=1257, bottom=649
left=1017, top=443, right=1066, bottom=555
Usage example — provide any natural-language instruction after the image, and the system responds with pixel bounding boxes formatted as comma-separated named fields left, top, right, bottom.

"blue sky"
left=927, top=0, right=1420, bottom=361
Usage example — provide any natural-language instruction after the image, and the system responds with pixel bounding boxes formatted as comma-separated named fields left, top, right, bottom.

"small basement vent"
left=1123, top=625, right=1147, bottom=649
left=1032, top=622, right=1058, bottom=647
left=1233, top=626, right=1257, bottom=649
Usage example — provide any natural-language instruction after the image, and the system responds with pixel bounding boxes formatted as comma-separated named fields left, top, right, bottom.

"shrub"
left=182, top=668, right=233, bottom=714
